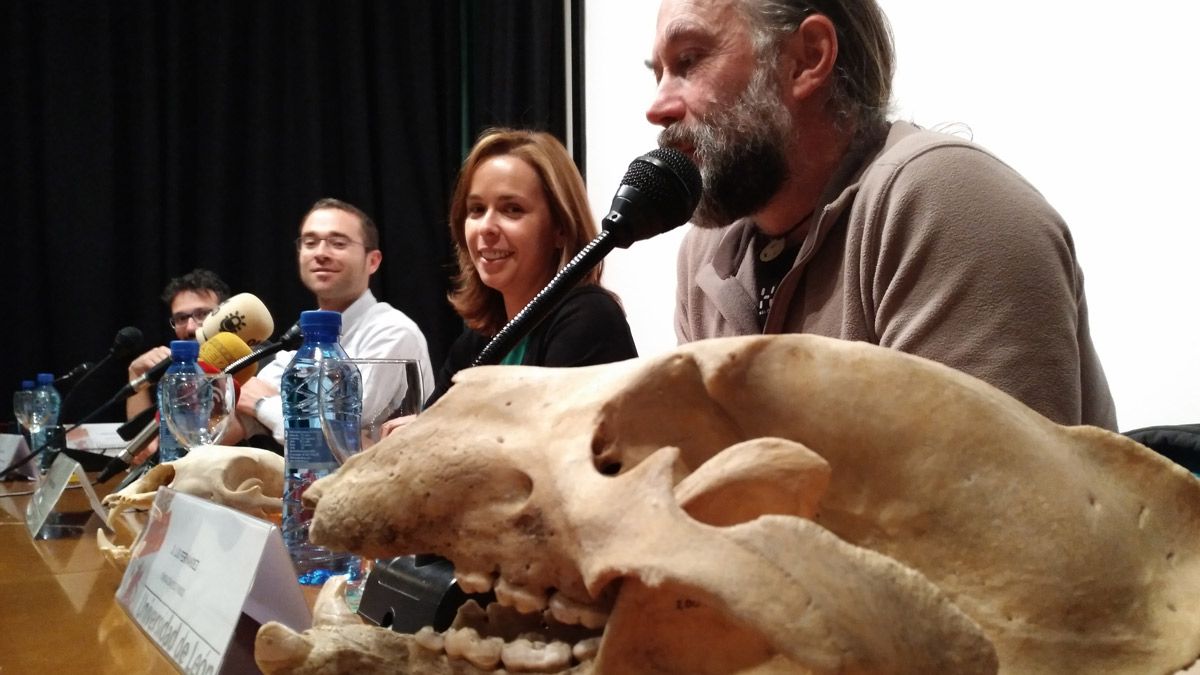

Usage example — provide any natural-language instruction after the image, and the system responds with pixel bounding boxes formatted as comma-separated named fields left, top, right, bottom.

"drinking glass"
left=316, top=357, right=424, bottom=611
left=159, top=372, right=235, bottom=449
left=12, top=390, right=36, bottom=471
left=13, top=390, right=34, bottom=434
left=355, top=358, right=424, bottom=449
left=319, top=357, right=424, bottom=460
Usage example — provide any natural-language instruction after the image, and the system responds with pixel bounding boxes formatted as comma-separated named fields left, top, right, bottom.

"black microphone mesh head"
left=620, top=148, right=702, bottom=219
left=603, top=146, right=702, bottom=247
left=645, top=147, right=702, bottom=205
left=113, top=326, right=144, bottom=357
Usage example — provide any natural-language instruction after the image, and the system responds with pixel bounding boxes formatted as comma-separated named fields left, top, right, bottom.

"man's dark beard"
left=659, top=65, right=793, bottom=229
left=695, top=137, right=788, bottom=229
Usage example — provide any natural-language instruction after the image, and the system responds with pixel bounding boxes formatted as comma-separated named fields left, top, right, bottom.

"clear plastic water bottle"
left=33, top=373, right=61, bottom=472
left=157, top=340, right=202, bottom=463
left=281, top=310, right=363, bottom=587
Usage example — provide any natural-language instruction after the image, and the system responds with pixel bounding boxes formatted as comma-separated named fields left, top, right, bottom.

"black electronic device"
left=357, top=555, right=495, bottom=634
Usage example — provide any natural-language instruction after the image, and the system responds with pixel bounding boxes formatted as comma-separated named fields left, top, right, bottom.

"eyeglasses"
left=168, top=308, right=216, bottom=329
left=295, top=234, right=365, bottom=252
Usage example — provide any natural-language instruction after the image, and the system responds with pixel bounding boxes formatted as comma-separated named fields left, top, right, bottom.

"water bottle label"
left=284, top=426, right=339, bottom=468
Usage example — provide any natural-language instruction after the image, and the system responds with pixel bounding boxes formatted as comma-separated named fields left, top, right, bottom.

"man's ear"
left=782, top=14, right=839, bottom=103
left=366, top=248, right=382, bottom=275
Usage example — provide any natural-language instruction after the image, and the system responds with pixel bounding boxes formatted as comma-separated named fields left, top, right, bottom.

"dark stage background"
left=1, top=0, right=584, bottom=427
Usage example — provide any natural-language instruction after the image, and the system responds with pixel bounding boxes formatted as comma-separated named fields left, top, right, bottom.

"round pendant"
left=759, top=237, right=786, bottom=262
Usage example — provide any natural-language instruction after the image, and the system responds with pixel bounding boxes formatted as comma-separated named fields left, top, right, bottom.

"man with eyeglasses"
left=234, top=197, right=435, bottom=447
left=125, top=268, right=231, bottom=420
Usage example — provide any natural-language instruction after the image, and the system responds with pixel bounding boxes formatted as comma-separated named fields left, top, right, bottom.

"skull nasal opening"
left=591, top=422, right=622, bottom=476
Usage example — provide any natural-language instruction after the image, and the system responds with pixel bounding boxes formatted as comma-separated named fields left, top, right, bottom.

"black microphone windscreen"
left=112, top=326, right=144, bottom=359
left=602, top=147, right=702, bottom=248
left=278, top=322, right=303, bottom=349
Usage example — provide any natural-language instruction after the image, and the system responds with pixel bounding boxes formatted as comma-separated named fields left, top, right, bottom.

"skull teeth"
left=495, top=578, right=549, bottom=614
left=457, top=570, right=496, bottom=594
left=418, top=627, right=598, bottom=673
left=414, top=626, right=444, bottom=652
left=500, top=638, right=573, bottom=673
left=548, top=591, right=610, bottom=629
left=314, top=572, right=604, bottom=673
left=437, top=627, right=584, bottom=673
left=444, top=627, right=504, bottom=670
left=572, top=637, right=601, bottom=662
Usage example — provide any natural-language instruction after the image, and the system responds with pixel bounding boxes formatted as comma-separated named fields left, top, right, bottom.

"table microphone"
left=218, top=322, right=304, bottom=377
left=59, top=326, right=144, bottom=426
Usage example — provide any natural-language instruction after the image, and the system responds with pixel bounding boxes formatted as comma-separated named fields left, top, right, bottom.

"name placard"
left=116, top=489, right=310, bottom=674
left=24, top=454, right=107, bottom=538
left=0, top=433, right=36, bottom=480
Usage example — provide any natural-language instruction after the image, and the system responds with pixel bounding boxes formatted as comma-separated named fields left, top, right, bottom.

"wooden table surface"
left=0, top=473, right=178, bottom=673
left=0, top=459, right=331, bottom=674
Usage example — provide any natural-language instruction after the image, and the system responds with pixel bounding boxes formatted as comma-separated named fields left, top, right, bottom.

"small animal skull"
left=97, top=445, right=284, bottom=568
left=258, top=335, right=1200, bottom=674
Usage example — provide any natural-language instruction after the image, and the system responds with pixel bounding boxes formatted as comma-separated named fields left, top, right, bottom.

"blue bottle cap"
left=299, top=310, right=342, bottom=340
left=170, top=340, right=200, bottom=362
left=21, top=380, right=34, bottom=390
left=36, top=373, right=54, bottom=385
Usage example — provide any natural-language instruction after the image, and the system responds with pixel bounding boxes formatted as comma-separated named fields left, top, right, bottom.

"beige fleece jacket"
left=676, top=121, right=1117, bottom=430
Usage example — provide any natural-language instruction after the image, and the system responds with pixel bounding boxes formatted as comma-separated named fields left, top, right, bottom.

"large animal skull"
left=98, top=445, right=284, bottom=568
left=259, top=335, right=1200, bottom=674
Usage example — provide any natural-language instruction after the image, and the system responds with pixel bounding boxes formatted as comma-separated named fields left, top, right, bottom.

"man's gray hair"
left=740, top=0, right=895, bottom=132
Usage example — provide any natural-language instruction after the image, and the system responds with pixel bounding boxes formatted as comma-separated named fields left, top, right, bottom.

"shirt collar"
left=339, top=288, right=376, bottom=334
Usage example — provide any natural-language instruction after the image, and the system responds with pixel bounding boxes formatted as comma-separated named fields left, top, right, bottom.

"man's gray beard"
left=659, top=65, right=794, bottom=229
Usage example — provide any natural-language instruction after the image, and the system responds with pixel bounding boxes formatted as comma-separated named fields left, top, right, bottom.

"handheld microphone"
left=110, top=295, right=272, bottom=403
left=198, top=331, right=258, bottom=386
left=472, top=147, right=701, bottom=366
left=194, top=293, right=275, bottom=346
left=114, top=356, right=172, bottom=401
left=96, top=418, right=159, bottom=484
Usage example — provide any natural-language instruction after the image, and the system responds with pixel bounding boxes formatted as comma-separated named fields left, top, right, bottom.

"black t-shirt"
left=428, top=285, right=638, bottom=404
left=754, top=233, right=801, bottom=330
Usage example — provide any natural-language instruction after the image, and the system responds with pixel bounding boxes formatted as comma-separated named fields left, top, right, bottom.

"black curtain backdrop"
left=0, top=0, right=582, bottom=427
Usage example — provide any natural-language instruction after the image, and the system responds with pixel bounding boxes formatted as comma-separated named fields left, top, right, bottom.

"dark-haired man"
left=648, top=0, right=1116, bottom=428
left=236, top=198, right=435, bottom=445
left=125, top=268, right=230, bottom=420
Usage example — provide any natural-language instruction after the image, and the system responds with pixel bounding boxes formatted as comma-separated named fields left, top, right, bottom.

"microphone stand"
left=56, top=362, right=95, bottom=417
